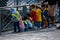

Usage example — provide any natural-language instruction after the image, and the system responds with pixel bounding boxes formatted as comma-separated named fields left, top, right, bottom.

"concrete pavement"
left=0, top=28, right=60, bottom=40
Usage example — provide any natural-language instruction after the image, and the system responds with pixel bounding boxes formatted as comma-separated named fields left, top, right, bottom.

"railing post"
left=16, top=0, right=18, bottom=10
left=23, top=5, right=27, bottom=16
left=0, top=9, right=1, bottom=35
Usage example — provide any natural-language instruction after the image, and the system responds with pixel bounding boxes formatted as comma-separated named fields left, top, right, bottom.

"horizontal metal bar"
left=0, top=3, right=41, bottom=9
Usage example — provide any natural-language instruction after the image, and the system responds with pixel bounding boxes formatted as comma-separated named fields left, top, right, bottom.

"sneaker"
left=56, top=26, right=60, bottom=30
left=12, top=32, right=17, bottom=33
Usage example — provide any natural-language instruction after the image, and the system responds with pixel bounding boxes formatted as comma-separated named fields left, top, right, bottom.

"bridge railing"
left=0, top=3, right=59, bottom=35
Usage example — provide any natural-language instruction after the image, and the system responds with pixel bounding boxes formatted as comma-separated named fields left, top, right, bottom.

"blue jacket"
left=25, top=19, right=33, bottom=28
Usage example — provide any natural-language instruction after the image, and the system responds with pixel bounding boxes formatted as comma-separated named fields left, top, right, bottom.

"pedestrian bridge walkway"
left=0, top=28, right=60, bottom=40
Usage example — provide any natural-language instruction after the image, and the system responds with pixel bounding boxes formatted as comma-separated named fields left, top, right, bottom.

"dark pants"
left=45, top=17, right=49, bottom=28
left=48, top=16, right=55, bottom=25
left=47, top=16, right=55, bottom=28
left=34, top=21, right=42, bottom=28
left=58, top=6, right=60, bottom=22
left=13, top=21, right=20, bottom=32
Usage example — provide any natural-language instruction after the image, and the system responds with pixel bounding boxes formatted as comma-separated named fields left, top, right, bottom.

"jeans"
left=34, top=21, right=42, bottom=28
left=13, top=21, right=20, bottom=32
left=58, top=6, right=60, bottom=22
left=24, top=22, right=34, bottom=31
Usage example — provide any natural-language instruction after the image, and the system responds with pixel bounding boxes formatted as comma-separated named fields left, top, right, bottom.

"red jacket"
left=31, top=10, right=37, bottom=22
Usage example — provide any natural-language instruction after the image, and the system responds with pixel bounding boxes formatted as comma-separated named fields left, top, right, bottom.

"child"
left=27, top=15, right=34, bottom=30
left=35, top=6, right=42, bottom=30
left=19, top=15, right=25, bottom=32
left=43, top=4, right=49, bottom=28
left=30, top=5, right=37, bottom=24
left=23, top=15, right=34, bottom=31
left=10, top=8, right=20, bottom=33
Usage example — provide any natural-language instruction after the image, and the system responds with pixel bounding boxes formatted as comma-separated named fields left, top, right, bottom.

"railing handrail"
left=7, top=1, right=14, bottom=6
left=0, top=3, right=41, bottom=9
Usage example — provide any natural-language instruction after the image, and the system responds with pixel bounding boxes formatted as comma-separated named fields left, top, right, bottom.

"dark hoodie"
left=44, top=0, right=57, bottom=5
left=58, top=0, right=60, bottom=6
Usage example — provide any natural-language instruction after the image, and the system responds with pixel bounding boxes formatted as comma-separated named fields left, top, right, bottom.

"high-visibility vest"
left=12, top=11, right=20, bottom=20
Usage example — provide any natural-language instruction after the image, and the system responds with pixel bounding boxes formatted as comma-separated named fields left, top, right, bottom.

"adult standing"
left=56, top=0, right=60, bottom=29
left=43, top=0, right=57, bottom=27
left=10, top=8, right=20, bottom=33
left=57, top=0, right=60, bottom=22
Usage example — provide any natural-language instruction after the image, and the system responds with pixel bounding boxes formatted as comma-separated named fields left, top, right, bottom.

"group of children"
left=10, top=4, right=50, bottom=33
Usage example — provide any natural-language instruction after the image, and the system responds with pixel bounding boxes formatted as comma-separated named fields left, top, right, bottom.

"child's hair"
left=45, top=4, right=48, bottom=8
left=36, top=5, right=42, bottom=11
left=22, top=13, right=32, bottom=21
left=27, top=13, right=31, bottom=17
left=35, top=5, right=39, bottom=8
left=30, top=4, right=36, bottom=9
left=22, top=16, right=28, bottom=20
left=41, top=4, right=45, bottom=7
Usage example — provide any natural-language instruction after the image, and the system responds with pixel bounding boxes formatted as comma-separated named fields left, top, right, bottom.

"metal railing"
left=1, top=9, right=13, bottom=32
left=0, top=3, right=59, bottom=35
left=0, top=4, right=41, bottom=35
